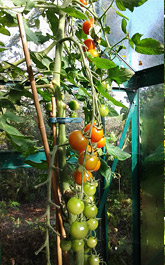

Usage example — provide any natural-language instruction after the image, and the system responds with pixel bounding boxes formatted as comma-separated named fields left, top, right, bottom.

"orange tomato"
left=82, top=19, right=94, bottom=35
left=91, top=159, right=101, bottom=172
left=97, top=137, right=106, bottom=148
left=88, top=49, right=99, bottom=57
left=78, top=151, right=99, bottom=171
left=69, top=130, right=88, bottom=151
left=80, top=0, right=87, bottom=5
left=84, top=123, right=103, bottom=143
left=84, top=39, right=95, bottom=50
left=74, top=169, right=93, bottom=185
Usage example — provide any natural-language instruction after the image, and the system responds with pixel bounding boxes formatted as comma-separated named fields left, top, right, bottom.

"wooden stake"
left=17, top=14, right=70, bottom=265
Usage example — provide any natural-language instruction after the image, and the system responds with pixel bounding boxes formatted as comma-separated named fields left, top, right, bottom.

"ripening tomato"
left=84, top=39, right=95, bottom=50
left=88, top=49, right=99, bottom=57
left=98, top=104, right=109, bottom=117
left=91, top=159, right=101, bottom=172
left=97, top=137, right=106, bottom=148
left=80, top=0, right=87, bottom=5
left=84, top=123, right=103, bottom=143
left=72, top=239, right=84, bottom=252
left=67, top=197, right=84, bottom=215
left=70, top=221, right=89, bottom=239
left=69, top=130, right=88, bottom=151
left=83, top=204, right=98, bottom=219
left=83, top=18, right=94, bottom=35
left=78, top=151, right=99, bottom=171
left=74, top=169, right=93, bottom=185
left=79, top=144, right=97, bottom=155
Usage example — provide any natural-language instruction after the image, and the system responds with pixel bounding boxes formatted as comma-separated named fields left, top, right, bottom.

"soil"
left=0, top=203, right=57, bottom=265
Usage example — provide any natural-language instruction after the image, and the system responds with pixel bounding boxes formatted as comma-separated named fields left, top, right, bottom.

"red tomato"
left=69, top=130, right=88, bottom=151
left=97, top=137, right=106, bottom=148
left=80, top=0, right=87, bottom=5
left=88, top=49, right=99, bottom=57
left=84, top=39, right=95, bottom=50
left=82, top=19, right=94, bottom=35
left=74, top=169, right=93, bottom=185
left=84, top=123, right=103, bottom=143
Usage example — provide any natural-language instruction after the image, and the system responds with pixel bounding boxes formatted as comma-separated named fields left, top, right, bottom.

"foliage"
left=0, top=0, right=163, bottom=264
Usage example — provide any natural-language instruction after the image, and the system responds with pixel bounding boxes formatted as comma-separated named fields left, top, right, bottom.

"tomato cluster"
left=61, top=124, right=105, bottom=260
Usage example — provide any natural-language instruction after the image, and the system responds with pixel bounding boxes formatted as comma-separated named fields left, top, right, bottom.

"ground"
left=0, top=203, right=57, bottom=265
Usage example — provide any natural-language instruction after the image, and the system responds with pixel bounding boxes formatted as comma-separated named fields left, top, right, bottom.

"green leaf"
left=116, top=0, right=148, bottom=12
left=108, top=66, right=134, bottom=86
left=0, top=97, right=16, bottom=110
left=7, top=134, right=38, bottom=158
left=0, top=116, right=23, bottom=136
left=99, top=158, right=112, bottom=188
left=88, top=57, right=117, bottom=69
left=61, top=7, right=87, bottom=20
left=115, top=10, right=129, bottom=20
left=24, top=0, right=35, bottom=13
left=46, top=10, right=59, bottom=36
left=0, top=25, right=10, bottom=36
left=105, top=140, right=131, bottom=161
left=2, top=111, right=24, bottom=123
left=12, top=0, right=26, bottom=5
left=108, top=106, right=119, bottom=117
left=37, top=89, right=51, bottom=101
left=121, top=18, right=127, bottom=34
left=30, top=52, right=46, bottom=69
left=96, top=83, right=127, bottom=108
left=25, top=160, right=48, bottom=169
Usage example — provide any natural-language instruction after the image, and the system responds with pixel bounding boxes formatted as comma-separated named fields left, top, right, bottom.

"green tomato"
left=88, top=255, right=100, bottom=265
left=83, top=183, right=96, bottom=196
left=101, top=81, right=107, bottom=89
left=70, top=221, right=89, bottom=239
left=67, top=197, right=84, bottom=215
left=98, top=104, right=109, bottom=117
left=60, top=239, right=71, bottom=251
left=71, top=239, right=84, bottom=252
left=70, top=112, right=78, bottom=118
left=83, top=204, right=98, bottom=219
left=87, top=237, right=97, bottom=248
left=69, top=100, right=79, bottom=110
left=87, top=218, right=99, bottom=231
left=45, top=102, right=52, bottom=112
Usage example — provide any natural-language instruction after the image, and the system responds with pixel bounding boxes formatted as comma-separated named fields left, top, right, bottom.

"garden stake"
left=17, top=13, right=69, bottom=265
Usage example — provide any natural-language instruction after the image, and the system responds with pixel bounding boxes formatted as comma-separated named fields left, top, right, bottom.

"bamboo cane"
left=17, top=14, right=70, bottom=265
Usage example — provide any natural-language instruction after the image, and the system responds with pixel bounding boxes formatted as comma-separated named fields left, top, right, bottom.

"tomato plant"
left=70, top=221, right=89, bottom=239
left=82, top=19, right=94, bottom=35
left=69, top=130, right=88, bottom=151
left=67, top=197, right=84, bottom=215
left=74, top=169, right=93, bottom=185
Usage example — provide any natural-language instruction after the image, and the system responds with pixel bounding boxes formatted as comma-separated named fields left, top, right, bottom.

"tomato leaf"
left=0, top=116, right=23, bottom=136
left=115, top=10, right=129, bottom=20
left=105, top=140, right=131, bottom=161
left=25, top=160, right=48, bottom=169
left=88, top=57, right=117, bottom=69
left=46, top=10, right=59, bottom=36
left=121, top=18, right=127, bottom=34
left=0, top=25, right=10, bottom=36
left=61, top=7, right=87, bottom=20
left=96, top=83, right=127, bottom=109
left=130, top=33, right=164, bottom=55
left=108, top=66, right=134, bottom=86
left=99, top=158, right=112, bottom=188
left=116, top=0, right=148, bottom=12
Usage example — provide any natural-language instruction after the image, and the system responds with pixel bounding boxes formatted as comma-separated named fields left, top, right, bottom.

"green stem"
left=99, top=0, right=115, bottom=21
left=76, top=249, right=84, bottom=265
